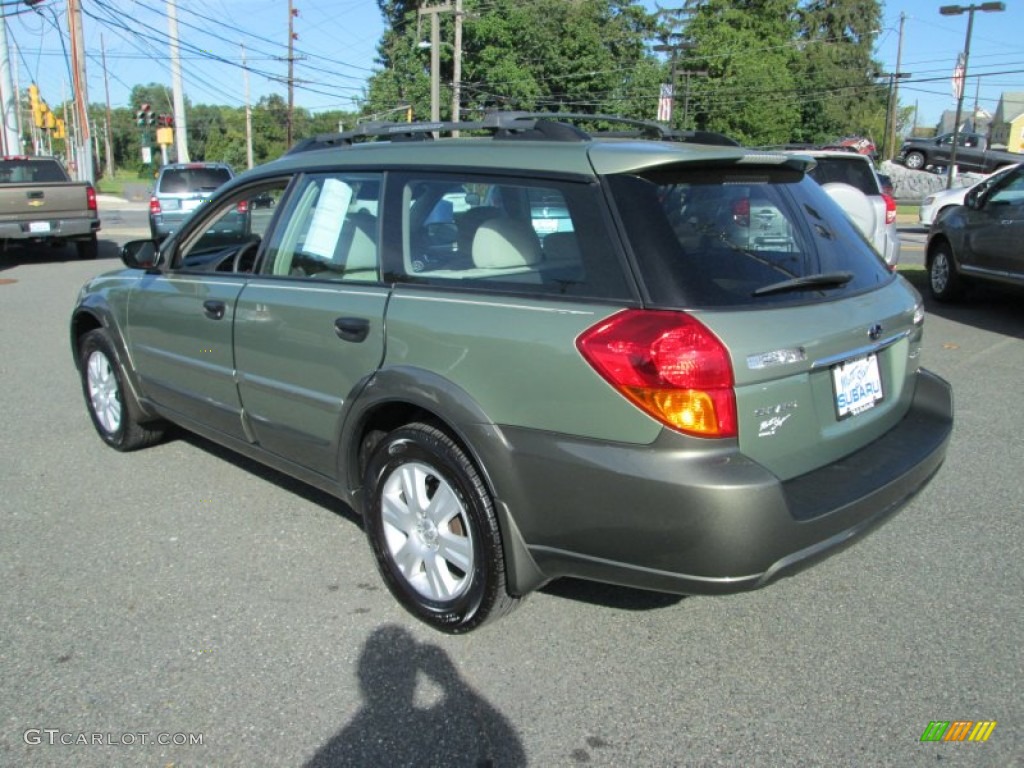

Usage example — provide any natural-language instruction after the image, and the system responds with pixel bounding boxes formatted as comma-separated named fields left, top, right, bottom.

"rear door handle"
left=203, top=300, right=226, bottom=320
left=334, top=316, right=370, bottom=343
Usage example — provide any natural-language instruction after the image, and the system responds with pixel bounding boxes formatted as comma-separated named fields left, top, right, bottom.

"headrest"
left=472, top=218, right=541, bottom=269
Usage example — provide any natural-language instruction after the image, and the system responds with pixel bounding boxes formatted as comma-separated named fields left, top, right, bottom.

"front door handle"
left=334, top=316, right=370, bottom=343
left=203, top=300, right=226, bottom=320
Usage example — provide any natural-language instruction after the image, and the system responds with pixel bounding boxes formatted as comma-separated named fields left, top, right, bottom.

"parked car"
left=918, top=165, right=1018, bottom=228
left=926, top=162, right=1024, bottom=301
left=783, top=149, right=900, bottom=266
left=149, top=162, right=236, bottom=240
left=896, top=132, right=1022, bottom=175
left=71, top=113, right=953, bottom=633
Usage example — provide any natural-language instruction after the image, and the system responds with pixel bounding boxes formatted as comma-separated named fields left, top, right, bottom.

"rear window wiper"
left=752, top=271, right=853, bottom=297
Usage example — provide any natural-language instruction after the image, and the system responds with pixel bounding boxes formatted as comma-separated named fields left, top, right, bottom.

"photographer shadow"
left=305, top=625, right=525, bottom=768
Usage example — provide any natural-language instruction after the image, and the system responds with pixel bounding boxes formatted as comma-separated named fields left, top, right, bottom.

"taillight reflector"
left=882, top=193, right=897, bottom=225
left=149, top=196, right=161, bottom=215
left=236, top=200, right=249, bottom=214
left=86, top=185, right=97, bottom=212
left=577, top=310, right=737, bottom=438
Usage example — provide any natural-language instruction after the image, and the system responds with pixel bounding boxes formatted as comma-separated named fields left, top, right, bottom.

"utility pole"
left=101, top=34, right=115, bottom=178
left=167, top=0, right=189, bottom=162
left=0, top=14, right=19, bottom=154
left=242, top=43, right=254, bottom=169
left=886, top=12, right=907, bottom=161
left=452, top=0, right=462, bottom=132
left=287, top=0, right=297, bottom=147
left=418, top=3, right=453, bottom=124
left=67, top=0, right=93, bottom=182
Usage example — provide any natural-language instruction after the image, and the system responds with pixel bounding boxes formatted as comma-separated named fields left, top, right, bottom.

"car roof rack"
left=285, top=111, right=739, bottom=154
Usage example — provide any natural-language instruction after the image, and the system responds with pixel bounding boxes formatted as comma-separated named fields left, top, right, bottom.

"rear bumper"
left=0, top=216, right=99, bottom=241
left=489, top=368, right=953, bottom=596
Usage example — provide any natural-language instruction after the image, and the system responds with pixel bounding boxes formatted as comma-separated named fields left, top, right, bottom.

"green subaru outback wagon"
left=71, top=114, right=953, bottom=633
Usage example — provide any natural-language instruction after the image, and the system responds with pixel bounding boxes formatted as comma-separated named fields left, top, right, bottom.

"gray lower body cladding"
left=487, top=368, right=953, bottom=596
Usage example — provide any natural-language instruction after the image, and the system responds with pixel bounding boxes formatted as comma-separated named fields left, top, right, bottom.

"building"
left=989, top=92, right=1024, bottom=152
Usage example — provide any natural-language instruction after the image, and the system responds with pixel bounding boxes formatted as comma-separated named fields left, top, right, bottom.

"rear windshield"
left=0, top=159, right=68, bottom=183
left=607, top=167, right=894, bottom=309
left=158, top=167, right=231, bottom=194
left=805, top=157, right=879, bottom=196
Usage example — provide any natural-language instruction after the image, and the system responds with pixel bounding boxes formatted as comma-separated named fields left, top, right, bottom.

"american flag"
left=657, top=83, right=674, bottom=123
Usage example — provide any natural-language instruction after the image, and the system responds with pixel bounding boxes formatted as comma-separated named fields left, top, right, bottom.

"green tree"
left=673, top=0, right=801, bottom=145
left=792, top=0, right=887, bottom=144
left=364, top=0, right=662, bottom=122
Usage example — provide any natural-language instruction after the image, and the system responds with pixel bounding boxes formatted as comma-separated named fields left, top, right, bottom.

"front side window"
left=986, top=167, right=1024, bottom=207
left=261, top=174, right=381, bottom=282
left=608, top=167, right=894, bottom=308
left=394, top=174, right=630, bottom=300
left=173, top=181, right=289, bottom=272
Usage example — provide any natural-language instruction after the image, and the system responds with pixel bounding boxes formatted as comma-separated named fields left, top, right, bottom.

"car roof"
left=249, top=113, right=815, bottom=182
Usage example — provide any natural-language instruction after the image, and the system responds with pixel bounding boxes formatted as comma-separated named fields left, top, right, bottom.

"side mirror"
left=964, top=187, right=984, bottom=211
left=121, top=239, right=160, bottom=270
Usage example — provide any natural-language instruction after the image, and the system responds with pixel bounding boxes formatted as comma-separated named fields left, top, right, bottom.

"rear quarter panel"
left=382, top=286, right=662, bottom=443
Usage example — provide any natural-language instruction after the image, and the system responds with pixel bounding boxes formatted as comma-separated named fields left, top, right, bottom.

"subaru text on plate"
left=71, top=114, right=953, bottom=633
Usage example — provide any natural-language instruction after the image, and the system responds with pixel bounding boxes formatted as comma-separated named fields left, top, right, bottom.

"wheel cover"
left=931, top=252, right=950, bottom=293
left=86, top=350, right=122, bottom=434
left=906, top=153, right=924, bottom=169
left=380, top=461, right=475, bottom=601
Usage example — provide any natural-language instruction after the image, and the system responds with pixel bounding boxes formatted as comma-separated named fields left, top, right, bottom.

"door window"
left=261, top=174, right=382, bottom=282
left=172, top=180, right=289, bottom=273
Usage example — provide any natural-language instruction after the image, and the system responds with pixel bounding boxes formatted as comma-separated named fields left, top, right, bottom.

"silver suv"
left=149, top=162, right=235, bottom=240
left=784, top=149, right=901, bottom=267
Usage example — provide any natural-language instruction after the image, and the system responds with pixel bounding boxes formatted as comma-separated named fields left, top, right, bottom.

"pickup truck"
left=896, top=132, right=1023, bottom=175
left=0, top=156, right=100, bottom=259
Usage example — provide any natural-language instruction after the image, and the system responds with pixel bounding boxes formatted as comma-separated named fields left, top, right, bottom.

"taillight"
left=577, top=309, right=737, bottom=438
left=149, top=196, right=161, bottom=215
left=86, top=185, right=97, bottom=212
left=882, top=193, right=897, bottom=225
left=236, top=200, right=249, bottom=214
left=731, top=198, right=750, bottom=227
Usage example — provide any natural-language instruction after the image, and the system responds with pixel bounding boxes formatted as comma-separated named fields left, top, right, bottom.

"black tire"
left=78, top=329, right=165, bottom=451
left=362, top=422, right=521, bottom=633
left=76, top=235, right=98, bottom=260
left=904, top=151, right=926, bottom=171
left=928, top=241, right=965, bottom=303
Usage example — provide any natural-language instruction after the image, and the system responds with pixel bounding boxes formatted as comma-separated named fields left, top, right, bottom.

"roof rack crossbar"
left=284, top=111, right=738, bottom=154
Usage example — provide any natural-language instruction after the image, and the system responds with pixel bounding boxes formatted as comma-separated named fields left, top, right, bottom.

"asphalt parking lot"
left=1, top=214, right=1021, bottom=766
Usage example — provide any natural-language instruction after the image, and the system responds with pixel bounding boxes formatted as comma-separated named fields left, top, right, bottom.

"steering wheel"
left=231, top=238, right=261, bottom=273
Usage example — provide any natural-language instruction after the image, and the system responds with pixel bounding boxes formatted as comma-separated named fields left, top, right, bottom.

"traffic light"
left=136, top=103, right=154, bottom=126
left=29, top=84, right=43, bottom=127
left=53, top=119, right=65, bottom=140
left=157, top=114, right=174, bottom=128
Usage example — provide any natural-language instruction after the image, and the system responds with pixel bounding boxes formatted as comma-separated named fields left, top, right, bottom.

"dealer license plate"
left=29, top=221, right=51, bottom=233
left=832, top=354, right=883, bottom=419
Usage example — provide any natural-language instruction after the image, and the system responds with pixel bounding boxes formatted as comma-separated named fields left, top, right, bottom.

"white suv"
left=784, top=149, right=900, bottom=267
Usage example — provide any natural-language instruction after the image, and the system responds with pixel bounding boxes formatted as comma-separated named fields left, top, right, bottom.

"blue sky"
left=8, top=0, right=1023, bottom=132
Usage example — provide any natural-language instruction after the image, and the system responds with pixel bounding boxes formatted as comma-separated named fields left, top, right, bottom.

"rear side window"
left=805, top=158, right=879, bottom=196
left=391, top=173, right=632, bottom=300
left=607, top=168, right=893, bottom=309
left=159, top=167, right=232, bottom=194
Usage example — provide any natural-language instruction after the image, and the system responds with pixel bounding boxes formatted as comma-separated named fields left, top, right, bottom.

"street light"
left=938, top=2, right=1005, bottom=189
